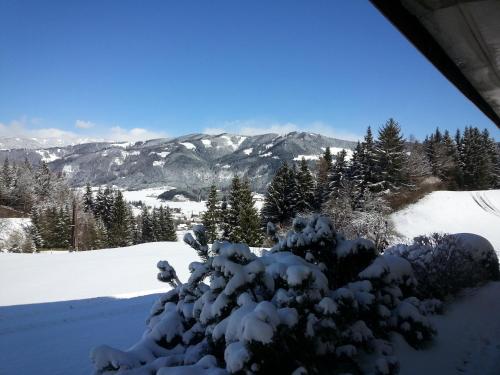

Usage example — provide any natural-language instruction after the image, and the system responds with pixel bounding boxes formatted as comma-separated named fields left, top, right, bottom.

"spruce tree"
left=163, top=206, right=177, bottom=241
left=482, top=129, right=500, bottom=188
left=219, top=196, right=230, bottom=240
left=109, top=190, right=130, bottom=247
left=141, top=205, right=155, bottom=243
left=328, top=149, right=349, bottom=201
left=261, top=163, right=296, bottom=228
left=152, top=207, right=161, bottom=241
left=314, top=147, right=333, bottom=210
left=226, top=175, right=243, bottom=242
left=236, top=179, right=263, bottom=246
left=295, top=157, right=315, bottom=213
left=34, top=161, right=51, bottom=202
left=83, top=183, right=94, bottom=213
left=374, top=118, right=408, bottom=191
left=202, top=184, right=220, bottom=243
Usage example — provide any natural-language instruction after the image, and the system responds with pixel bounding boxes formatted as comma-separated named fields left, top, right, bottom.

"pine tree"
left=261, top=163, right=296, bottom=228
left=162, top=206, right=177, bottom=241
left=461, top=127, right=492, bottom=189
left=54, top=206, right=71, bottom=248
left=34, top=161, right=51, bottom=202
left=374, top=118, right=409, bottom=191
left=109, top=190, right=130, bottom=247
left=83, top=183, right=94, bottom=213
left=236, top=179, right=263, bottom=246
left=328, top=149, right=349, bottom=201
left=295, top=158, right=315, bottom=213
left=141, top=206, right=154, bottom=243
left=314, top=147, right=333, bottom=210
left=219, top=196, right=230, bottom=241
left=28, top=207, right=44, bottom=249
left=482, top=129, right=500, bottom=188
left=152, top=207, right=161, bottom=241
left=95, top=186, right=115, bottom=230
left=226, top=175, right=243, bottom=242
left=202, top=184, right=220, bottom=243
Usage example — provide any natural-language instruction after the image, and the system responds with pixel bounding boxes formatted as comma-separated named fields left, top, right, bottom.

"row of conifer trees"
left=201, top=120, right=499, bottom=248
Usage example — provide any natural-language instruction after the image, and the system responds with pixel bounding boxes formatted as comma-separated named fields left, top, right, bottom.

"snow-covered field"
left=0, top=242, right=197, bottom=375
left=391, top=189, right=500, bottom=251
left=121, top=187, right=265, bottom=217
left=1, top=190, right=500, bottom=375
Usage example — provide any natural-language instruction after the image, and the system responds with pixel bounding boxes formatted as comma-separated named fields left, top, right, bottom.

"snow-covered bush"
left=91, top=215, right=437, bottom=375
left=386, top=233, right=499, bottom=299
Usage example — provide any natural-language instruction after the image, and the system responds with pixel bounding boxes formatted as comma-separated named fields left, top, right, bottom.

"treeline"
left=0, top=158, right=179, bottom=251
left=424, top=126, right=499, bottom=190
left=0, top=159, right=71, bottom=213
left=202, top=119, right=498, bottom=249
left=78, top=184, right=177, bottom=249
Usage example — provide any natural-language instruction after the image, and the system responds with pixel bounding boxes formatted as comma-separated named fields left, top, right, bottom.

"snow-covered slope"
left=391, top=190, right=500, bottom=251
left=1, top=239, right=500, bottom=375
left=394, top=281, right=500, bottom=375
left=0, top=242, right=196, bottom=306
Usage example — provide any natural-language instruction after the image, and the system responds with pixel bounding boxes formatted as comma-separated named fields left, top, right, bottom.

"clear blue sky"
left=0, top=0, right=497, bottom=142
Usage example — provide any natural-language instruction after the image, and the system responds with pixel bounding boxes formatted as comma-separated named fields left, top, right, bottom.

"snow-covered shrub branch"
left=386, top=233, right=499, bottom=299
left=91, top=215, right=441, bottom=375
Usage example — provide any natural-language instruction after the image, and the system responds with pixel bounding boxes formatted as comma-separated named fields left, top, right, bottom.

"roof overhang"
left=370, top=0, right=500, bottom=128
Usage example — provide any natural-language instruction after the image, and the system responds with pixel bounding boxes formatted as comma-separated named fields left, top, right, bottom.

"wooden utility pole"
left=71, top=198, right=78, bottom=251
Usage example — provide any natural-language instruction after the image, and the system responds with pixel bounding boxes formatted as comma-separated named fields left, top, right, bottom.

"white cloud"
left=109, top=126, right=168, bottom=142
left=0, top=118, right=169, bottom=147
left=75, top=120, right=95, bottom=129
left=203, top=119, right=362, bottom=141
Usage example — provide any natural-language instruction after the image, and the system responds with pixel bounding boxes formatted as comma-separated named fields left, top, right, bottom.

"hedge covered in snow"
left=91, top=216, right=443, bottom=375
left=386, top=233, right=499, bottom=299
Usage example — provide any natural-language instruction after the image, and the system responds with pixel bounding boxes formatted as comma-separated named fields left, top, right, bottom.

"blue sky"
left=0, top=0, right=497, bottom=142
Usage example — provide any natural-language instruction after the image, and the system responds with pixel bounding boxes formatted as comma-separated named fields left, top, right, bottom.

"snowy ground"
left=394, top=281, right=500, bottom=375
left=2, top=190, right=500, bottom=375
left=0, top=242, right=197, bottom=375
left=391, top=189, right=500, bottom=251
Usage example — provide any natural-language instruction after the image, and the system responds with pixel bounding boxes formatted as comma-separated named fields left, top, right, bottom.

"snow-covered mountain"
left=0, top=132, right=356, bottom=194
left=0, top=136, right=106, bottom=150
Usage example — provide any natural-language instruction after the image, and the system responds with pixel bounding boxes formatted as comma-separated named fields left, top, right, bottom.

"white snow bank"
left=393, top=281, right=500, bottom=375
left=391, top=190, right=500, bottom=252
left=0, top=242, right=198, bottom=306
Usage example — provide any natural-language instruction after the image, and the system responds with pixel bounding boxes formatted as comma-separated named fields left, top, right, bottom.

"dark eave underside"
left=370, top=0, right=500, bottom=129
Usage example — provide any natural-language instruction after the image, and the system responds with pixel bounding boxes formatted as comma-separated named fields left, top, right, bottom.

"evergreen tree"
left=109, top=190, right=130, bottom=247
left=226, top=175, right=243, bottom=242
left=54, top=206, right=71, bottom=248
left=83, top=183, right=94, bottom=213
left=219, top=196, right=230, bottom=241
left=261, top=163, right=296, bottom=228
left=236, top=179, right=263, bottom=246
left=202, top=184, right=220, bottom=243
left=328, top=149, right=349, bottom=201
left=314, top=147, right=333, bottom=210
left=461, top=127, right=492, bottom=189
left=152, top=207, right=161, bottom=241
left=34, top=161, right=51, bottom=202
left=374, top=118, right=409, bottom=191
left=482, top=129, right=500, bottom=188
left=162, top=206, right=177, bottom=241
left=295, top=157, right=315, bottom=213
left=141, top=206, right=154, bottom=243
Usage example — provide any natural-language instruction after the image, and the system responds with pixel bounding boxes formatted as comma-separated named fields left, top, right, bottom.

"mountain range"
left=0, top=132, right=356, bottom=194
